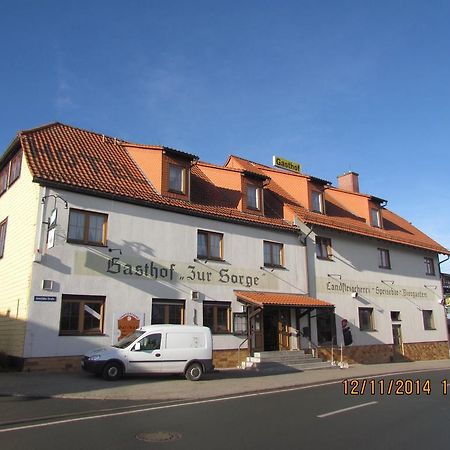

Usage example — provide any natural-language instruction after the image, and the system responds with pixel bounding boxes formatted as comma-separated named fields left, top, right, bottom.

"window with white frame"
left=359, top=307, right=375, bottom=331
left=247, top=184, right=260, bottom=210
left=378, top=248, right=391, bottom=269
left=311, top=190, right=323, bottom=213
left=424, top=257, right=435, bottom=276
left=371, top=208, right=381, bottom=227
left=233, top=312, right=247, bottom=336
left=263, top=240, right=284, bottom=267
left=422, top=310, right=435, bottom=330
left=168, top=164, right=185, bottom=193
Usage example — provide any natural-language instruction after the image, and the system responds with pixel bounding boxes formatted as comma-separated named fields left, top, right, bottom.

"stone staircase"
left=242, top=350, right=334, bottom=373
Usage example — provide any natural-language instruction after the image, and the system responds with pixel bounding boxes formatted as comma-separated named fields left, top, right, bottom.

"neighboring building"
left=442, top=273, right=450, bottom=340
left=0, top=122, right=448, bottom=370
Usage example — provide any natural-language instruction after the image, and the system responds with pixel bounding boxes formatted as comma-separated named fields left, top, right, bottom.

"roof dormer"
left=242, top=170, right=268, bottom=216
left=327, top=171, right=387, bottom=227
left=126, top=144, right=198, bottom=200
left=308, top=176, right=331, bottom=214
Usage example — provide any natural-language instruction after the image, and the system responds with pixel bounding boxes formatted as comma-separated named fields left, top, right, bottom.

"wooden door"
left=250, top=310, right=264, bottom=353
left=278, top=309, right=290, bottom=350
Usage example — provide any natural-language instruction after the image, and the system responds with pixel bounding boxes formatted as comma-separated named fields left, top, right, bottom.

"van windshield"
left=114, top=330, right=146, bottom=349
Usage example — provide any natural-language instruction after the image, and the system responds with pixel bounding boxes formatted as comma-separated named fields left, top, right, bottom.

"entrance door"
left=278, top=309, right=290, bottom=350
left=263, top=308, right=290, bottom=351
left=392, top=324, right=403, bottom=359
left=250, top=309, right=264, bottom=353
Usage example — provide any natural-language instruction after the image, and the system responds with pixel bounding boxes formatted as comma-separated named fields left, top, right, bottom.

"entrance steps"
left=242, top=350, right=333, bottom=373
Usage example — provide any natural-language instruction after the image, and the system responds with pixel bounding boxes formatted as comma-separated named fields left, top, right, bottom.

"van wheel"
left=102, top=361, right=123, bottom=381
left=185, top=362, right=203, bottom=381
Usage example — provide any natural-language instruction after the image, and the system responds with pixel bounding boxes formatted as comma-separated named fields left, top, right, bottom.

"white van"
left=82, top=325, right=214, bottom=381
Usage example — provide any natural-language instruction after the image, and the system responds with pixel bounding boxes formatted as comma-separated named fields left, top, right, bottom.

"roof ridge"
left=19, top=121, right=128, bottom=144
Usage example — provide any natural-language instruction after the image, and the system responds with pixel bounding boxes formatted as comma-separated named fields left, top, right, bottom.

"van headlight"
left=88, top=354, right=102, bottom=361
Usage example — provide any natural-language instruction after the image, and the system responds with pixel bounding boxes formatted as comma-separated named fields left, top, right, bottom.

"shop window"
left=197, top=230, right=223, bottom=260
left=233, top=312, right=248, bottom=336
left=316, top=237, right=332, bottom=260
left=422, top=310, right=435, bottom=330
left=311, top=190, right=323, bottom=213
left=151, top=300, right=185, bottom=324
left=359, top=307, right=375, bottom=331
left=67, top=209, right=107, bottom=246
left=378, top=248, right=391, bottom=269
left=424, top=257, right=435, bottom=276
left=59, top=295, right=105, bottom=335
left=263, top=241, right=284, bottom=267
left=0, top=218, right=7, bottom=258
left=168, top=164, right=185, bottom=193
left=203, top=301, right=231, bottom=334
left=247, top=184, right=261, bottom=210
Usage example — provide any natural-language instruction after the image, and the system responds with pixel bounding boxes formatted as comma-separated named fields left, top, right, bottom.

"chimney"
left=337, top=171, right=359, bottom=193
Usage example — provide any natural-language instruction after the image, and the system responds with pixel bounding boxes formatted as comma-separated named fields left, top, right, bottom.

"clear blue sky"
left=1, top=1, right=449, bottom=269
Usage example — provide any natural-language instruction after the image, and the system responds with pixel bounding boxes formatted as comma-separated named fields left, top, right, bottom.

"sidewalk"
left=1, top=359, right=449, bottom=401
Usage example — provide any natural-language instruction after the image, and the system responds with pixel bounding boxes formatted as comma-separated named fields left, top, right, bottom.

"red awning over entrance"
left=234, top=290, right=334, bottom=308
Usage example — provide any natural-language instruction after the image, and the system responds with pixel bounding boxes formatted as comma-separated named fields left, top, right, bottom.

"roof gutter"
left=33, top=178, right=297, bottom=235
left=0, top=136, right=20, bottom=167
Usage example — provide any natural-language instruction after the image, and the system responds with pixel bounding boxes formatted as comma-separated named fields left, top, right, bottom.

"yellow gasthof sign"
left=273, top=155, right=301, bottom=173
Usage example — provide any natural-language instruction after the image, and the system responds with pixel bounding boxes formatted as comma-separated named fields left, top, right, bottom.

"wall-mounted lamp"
left=108, top=248, right=122, bottom=255
left=381, top=280, right=395, bottom=285
left=327, top=274, right=341, bottom=279
left=41, top=194, right=68, bottom=209
left=424, top=285, right=437, bottom=290
left=260, top=266, right=274, bottom=272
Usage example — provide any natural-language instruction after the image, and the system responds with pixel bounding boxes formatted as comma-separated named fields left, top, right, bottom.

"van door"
left=127, top=333, right=163, bottom=374
left=159, top=332, right=202, bottom=374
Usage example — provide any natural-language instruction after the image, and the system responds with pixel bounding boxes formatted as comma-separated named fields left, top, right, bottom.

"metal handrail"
left=237, top=335, right=250, bottom=368
left=298, top=330, right=321, bottom=358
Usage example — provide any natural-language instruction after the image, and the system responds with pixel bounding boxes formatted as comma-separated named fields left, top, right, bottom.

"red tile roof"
left=234, top=290, right=334, bottom=308
left=227, top=155, right=449, bottom=255
left=9, top=122, right=448, bottom=254
left=17, top=123, right=294, bottom=231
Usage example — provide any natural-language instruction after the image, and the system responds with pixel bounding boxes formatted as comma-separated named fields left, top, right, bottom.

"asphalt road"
left=1, top=369, right=450, bottom=450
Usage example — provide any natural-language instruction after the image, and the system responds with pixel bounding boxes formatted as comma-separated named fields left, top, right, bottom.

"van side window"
left=140, top=333, right=161, bottom=351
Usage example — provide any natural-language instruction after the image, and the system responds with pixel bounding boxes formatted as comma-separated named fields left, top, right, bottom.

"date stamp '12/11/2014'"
left=342, top=379, right=450, bottom=396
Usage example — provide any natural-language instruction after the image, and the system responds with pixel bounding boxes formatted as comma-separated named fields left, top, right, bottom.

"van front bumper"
left=81, top=357, right=106, bottom=375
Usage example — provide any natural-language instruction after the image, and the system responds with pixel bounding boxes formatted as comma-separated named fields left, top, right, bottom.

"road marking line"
left=318, top=401, right=378, bottom=418
left=0, top=380, right=348, bottom=434
left=0, top=366, right=447, bottom=433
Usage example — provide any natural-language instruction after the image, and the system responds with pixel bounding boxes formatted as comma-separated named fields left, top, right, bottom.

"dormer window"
left=247, top=184, right=261, bottom=210
left=311, top=190, right=323, bottom=213
left=371, top=208, right=381, bottom=227
left=169, top=164, right=185, bottom=193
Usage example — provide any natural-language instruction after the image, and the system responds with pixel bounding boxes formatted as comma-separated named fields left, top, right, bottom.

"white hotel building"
left=0, top=123, right=448, bottom=370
